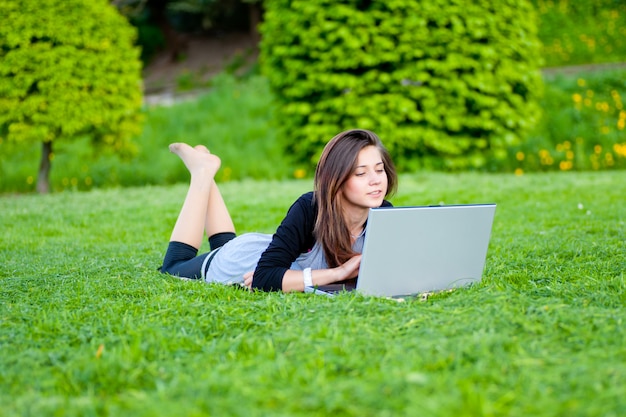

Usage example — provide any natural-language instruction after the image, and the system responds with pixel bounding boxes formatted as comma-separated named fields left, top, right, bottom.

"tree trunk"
left=151, top=0, right=189, bottom=62
left=37, top=141, right=52, bottom=194
left=249, top=2, right=262, bottom=44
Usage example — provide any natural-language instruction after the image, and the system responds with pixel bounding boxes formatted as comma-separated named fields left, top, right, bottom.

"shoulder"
left=381, top=199, right=393, bottom=207
left=297, top=191, right=315, bottom=205
left=271, top=191, right=317, bottom=251
left=289, top=191, right=316, bottom=214
left=280, top=191, right=317, bottom=226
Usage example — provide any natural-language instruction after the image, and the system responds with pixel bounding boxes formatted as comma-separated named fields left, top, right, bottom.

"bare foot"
left=169, top=143, right=221, bottom=177
left=194, top=144, right=211, bottom=154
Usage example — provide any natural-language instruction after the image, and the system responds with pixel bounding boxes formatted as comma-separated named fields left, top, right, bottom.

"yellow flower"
left=566, top=150, right=574, bottom=160
left=577, top=78, right=586, bottom=87
left=516, top=151, right=525, bottom=161
left=594, top=145, right=602, bottom=154
left=220, top=166, right=232, bottom=182
left=540, top=150, right=554, bottom=165
left=559, top=161, right=573, bottom=171
left=572, top=93, right=582, bottom=103
left=294, top=168, right=306, bottom=179
left=514, top=168, right=523, bottom=176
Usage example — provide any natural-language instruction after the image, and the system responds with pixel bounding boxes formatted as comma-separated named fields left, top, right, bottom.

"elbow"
left=251, top=266, right=285, bottom=292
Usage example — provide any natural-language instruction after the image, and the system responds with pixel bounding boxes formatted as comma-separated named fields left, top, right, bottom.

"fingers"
left=346, top=255, right=362, bottom=272
left=339, top=255, right=362, bottom=280
left=243, top=271, right=254, bottom=290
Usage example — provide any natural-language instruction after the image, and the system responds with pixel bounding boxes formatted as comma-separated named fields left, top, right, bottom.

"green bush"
left=260, top=0, right=543, bottom=171
left=0, top=0, right=143, bottom=192
left=532, top=0, right=626, bottom=67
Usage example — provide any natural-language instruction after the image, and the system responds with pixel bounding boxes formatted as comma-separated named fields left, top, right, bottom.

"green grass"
left=1, top=171, right=625, bottom=416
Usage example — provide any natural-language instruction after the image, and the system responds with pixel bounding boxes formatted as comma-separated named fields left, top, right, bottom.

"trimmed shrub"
left=0, top=0, right=143, bottom=192
left=260, top=0, right=543, bottom=171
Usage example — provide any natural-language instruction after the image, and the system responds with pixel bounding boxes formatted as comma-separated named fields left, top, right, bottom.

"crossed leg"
left=168, top=143, right=235, bottom=248
left=160, top=143, right=236, bottom=278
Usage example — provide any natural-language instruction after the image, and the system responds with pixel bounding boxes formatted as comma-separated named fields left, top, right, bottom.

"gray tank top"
left=291, top=232, right=365, bottom=271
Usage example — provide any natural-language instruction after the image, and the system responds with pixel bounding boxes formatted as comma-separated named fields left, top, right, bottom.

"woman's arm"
left=280, top=254, right=361, bottom=292
left=252, top=192, right=317, bottom=291
left=252, top=193, right=393, bottom=292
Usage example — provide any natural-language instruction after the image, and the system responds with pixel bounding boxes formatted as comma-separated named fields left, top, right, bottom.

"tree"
left=0, top=0, right=143, bottom=193
left=260, top=0, right=543, bottom=171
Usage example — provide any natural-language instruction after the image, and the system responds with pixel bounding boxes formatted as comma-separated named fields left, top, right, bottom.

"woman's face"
left=340, top=145, right=388, bottom=214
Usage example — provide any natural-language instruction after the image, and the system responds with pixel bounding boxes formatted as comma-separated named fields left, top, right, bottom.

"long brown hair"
left=313, top=129, right=397, bottom=268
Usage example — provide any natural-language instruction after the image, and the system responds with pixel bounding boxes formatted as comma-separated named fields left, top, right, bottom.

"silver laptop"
left=307, top=203, right=496, bottom=297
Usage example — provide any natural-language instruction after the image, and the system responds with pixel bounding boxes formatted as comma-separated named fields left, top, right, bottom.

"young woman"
left=159, top=129, right=398, bottom=292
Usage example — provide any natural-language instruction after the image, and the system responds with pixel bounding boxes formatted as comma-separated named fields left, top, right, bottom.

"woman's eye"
left=355, top=172, right=365, bottom=177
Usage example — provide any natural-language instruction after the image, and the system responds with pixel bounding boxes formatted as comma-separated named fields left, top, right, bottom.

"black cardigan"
left=252, top=192, right=392, bottom=292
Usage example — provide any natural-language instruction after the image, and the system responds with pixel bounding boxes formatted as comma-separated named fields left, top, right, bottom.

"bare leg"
left=168, top=143, right=233, bottom=249
left=193, top=145, right=236, bottom=237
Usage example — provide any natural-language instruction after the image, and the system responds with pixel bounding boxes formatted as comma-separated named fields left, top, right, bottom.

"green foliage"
left=0, top=74, right=294, bottom=193
left=2, top=69, right=624, bottom=194
left=0, top=0, right=143, bottom=154
left=1, top=172, right=625, bottom=415
left=508, top=69, right=626, bottom=174
left=532, top=0, right=626, bottom=67
left=260, top=0, right=543, bottom=171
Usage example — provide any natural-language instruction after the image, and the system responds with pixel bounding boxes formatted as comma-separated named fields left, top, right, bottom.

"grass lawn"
left=1, top=171, right=625, bottom=416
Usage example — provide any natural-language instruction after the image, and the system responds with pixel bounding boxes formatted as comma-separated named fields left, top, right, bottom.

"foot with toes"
left=169, top=143, right=221, bottom=177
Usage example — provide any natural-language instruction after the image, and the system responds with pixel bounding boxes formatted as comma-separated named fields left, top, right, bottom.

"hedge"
left=260, top=0, right=543, bottom=171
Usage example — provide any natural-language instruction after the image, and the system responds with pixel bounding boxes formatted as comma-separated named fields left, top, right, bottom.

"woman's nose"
left=369, top=172, right=381, bottom=184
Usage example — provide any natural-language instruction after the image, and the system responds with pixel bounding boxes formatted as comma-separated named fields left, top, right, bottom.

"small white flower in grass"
left=578, top=203, right=584, bottom=210
left=406, top=372, right=429, bottom=385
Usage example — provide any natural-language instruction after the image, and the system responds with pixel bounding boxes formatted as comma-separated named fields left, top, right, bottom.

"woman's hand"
left=279, top=255, right=362, bottom=292
left=336, top=254, right=362, bottom=281
left=243, top=271, right=254, bottom=290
